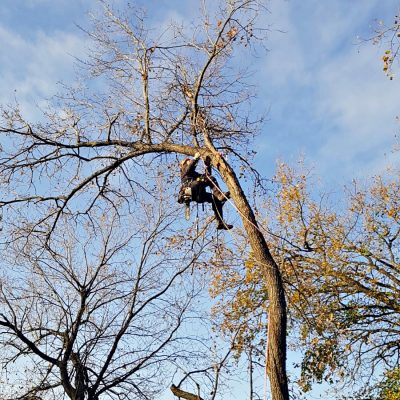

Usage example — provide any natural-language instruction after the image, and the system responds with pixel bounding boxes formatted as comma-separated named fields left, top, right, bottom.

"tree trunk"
left=212, top=152, right=289, bottom=400
left=73, top=142, right=289, bottom=399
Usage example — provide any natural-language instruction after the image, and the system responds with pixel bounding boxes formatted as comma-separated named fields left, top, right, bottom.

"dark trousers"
left=188, top=178, right=225, bottom=223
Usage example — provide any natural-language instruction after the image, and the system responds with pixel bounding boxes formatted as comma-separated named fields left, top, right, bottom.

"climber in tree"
left=178, top=152, right=233, bottom=230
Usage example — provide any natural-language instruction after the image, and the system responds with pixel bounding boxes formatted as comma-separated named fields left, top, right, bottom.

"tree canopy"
left=1, top=1, right=399, bottom=400
left=0, top=1, right=289, bottom=400
left=211, top=161, right=400, bottom=394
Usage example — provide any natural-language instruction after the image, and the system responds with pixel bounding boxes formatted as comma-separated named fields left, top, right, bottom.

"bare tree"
left=0, top=1, right=288, bottom=399
left=0, top=196, right=223, bottom=400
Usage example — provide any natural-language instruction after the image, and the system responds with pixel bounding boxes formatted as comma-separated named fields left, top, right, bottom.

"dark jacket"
left=180, top=158, right=211, bottom=184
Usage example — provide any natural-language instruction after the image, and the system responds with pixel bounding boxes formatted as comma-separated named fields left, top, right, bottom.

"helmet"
left=180, top=158, right=191, bottom=167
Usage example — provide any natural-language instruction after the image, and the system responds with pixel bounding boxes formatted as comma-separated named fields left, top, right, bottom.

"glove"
left=194, top=152, right=201, bottom=160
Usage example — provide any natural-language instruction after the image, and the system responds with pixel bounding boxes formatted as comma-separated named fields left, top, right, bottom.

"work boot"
left=216, top=221, right=233, bottom=230
left=215, top=191, right=230, bottom=202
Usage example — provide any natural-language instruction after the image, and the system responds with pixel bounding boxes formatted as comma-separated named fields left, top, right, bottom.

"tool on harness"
left=178, top=186, right=192, bottom=220
left=185, top=204, right=190, bottom=220
left=182, top=187, right=192, bottom=203
left=184, top=190, right=191, bottom=220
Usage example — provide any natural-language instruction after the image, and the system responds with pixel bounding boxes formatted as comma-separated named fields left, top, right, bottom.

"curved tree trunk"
left=210, top=151, right=289, bottom=400
left=119, top=142, right=289, bottom=400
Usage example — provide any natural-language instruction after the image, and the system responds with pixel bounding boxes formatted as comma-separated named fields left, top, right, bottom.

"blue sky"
left=1, top=0, right=399, bottom=189
left=1, top=1, right=399, bottom=398
left=258, top=0, right=400, bottom=185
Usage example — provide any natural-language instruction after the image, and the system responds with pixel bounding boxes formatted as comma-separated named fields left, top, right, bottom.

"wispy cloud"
left=315, top=44, right=400, bottom=176
left=1, top=0, right=399, bottom=183
left=256, top=0, right=400, bottom=182
left=0, top=25, right=86, bottom=119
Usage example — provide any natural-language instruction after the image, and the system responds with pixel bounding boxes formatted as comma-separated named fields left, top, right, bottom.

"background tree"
left=377, top=368, right=400, bottom=400
left=270, top=163, right=400, bottom=390
left=211, top=160, right=400, bottom=396
left=210, top=161, right=400, bottom=396
left=0, top=1, right=289, bottom=399
left=0, top=195, right=233, bottom=400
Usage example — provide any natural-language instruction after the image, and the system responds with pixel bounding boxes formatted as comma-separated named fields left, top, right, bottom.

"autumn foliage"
left=210, top=161, right=400, bottom=392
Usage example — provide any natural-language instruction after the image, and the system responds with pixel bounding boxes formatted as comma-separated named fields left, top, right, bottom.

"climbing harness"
left=178, top=173, right=209, bottom=220
left=178, top=155, right=233, bottom=231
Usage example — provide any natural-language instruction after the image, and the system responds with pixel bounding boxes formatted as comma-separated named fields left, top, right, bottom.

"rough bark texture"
left=210, top=151, right=289, bottom=400
left=143, top=143, right=289, bottom=400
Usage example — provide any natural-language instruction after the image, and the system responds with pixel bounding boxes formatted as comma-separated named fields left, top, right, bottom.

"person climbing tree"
left=178, top=152, right=233, bottom=230
left=0, top=2, right=291, bottom=399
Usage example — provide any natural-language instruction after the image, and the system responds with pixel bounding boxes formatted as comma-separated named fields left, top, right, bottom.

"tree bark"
left=170, top=384, right=203, bottom=400
left=120, top=142, right=289, bottom=400
left=211, top=152, right=289, bottom=400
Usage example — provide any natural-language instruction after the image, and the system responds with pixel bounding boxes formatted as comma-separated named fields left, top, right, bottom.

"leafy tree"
left=270, top=163, right=400, bottom=389
left=210, top=160, right=400, bottom=395
left=0, top=1, right=289, bottom=399
left=369, top=10, right=400, bottom=78
left=378, top=368, right=400, bottom=400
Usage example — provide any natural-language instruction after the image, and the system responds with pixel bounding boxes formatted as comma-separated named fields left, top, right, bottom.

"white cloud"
left=259, top=1, right=309, bottom=87
left=25, top=0, right=68, bottom=5
left=313, top=35, right=400, bottom=178
left=0, top=25, right=86, bottom=119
